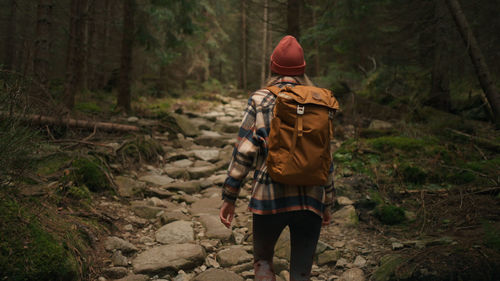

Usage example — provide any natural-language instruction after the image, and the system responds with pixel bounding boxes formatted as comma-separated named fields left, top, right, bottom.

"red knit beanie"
left=270, top=35, right=306, bottom=76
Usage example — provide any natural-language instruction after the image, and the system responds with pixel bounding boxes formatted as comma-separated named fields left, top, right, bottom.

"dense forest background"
left=1, top=0, right=500, bottom=281
left=1, top=0, right=499, bottom=118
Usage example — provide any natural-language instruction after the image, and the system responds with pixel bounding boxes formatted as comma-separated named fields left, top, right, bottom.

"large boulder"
left=216, top=246, right=252, bottom=267
left=104, top=236, right=138, bottom=254
left=155, top=220, right=194, bottom=244
left=114, top=176, right=146, bottom=197
left=173, top=113, right=200, bottom=137
left=198, top=214, right=232, bottom=241
left=132, top=244, right=205, bottom=274
left=332, top=205, right=358, bottom=226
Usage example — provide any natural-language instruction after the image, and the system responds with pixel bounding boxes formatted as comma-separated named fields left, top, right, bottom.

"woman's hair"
left=265, top=74, right=315, bottom=87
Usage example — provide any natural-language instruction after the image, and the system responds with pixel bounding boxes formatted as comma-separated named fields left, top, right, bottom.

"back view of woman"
left=220, top=35, right=336, bottom=281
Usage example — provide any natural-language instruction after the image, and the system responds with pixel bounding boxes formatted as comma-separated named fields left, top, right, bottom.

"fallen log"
left=0, top=111, right=140, bottom=132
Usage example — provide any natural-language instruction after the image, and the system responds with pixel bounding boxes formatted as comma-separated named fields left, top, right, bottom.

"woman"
left=219, top=35, right=335, bottom=281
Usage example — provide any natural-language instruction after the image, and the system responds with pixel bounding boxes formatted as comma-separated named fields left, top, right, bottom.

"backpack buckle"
left=297, top=105, right=305, bottom=115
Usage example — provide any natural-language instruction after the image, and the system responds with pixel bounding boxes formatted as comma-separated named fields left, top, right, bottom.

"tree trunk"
left=287, top=0, right=301, bottom=40
left=117, top=0, right=135, bottom=113
left=33, top=0, right=53, bottom=90
left=64, top=0, right=88, bottom=110
left=240, top=0, right=247, bottom=90
left=3, top=0, right=17, bottom=71
left=311, top=0, right=320, bottom=77
left=260, top=0, right=268, bottom=87
left=428, top=0, right=451, bottom=111
left=445, top=0, right=500, bottom=125
left=85, top=0, right=96, bottom=90
left=96, top=0, right=111, bottom=89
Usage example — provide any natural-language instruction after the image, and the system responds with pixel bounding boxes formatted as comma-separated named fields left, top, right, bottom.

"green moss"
left=368, top=190, right=385, bottom=205
left=368, top=136, right=429, bottom=152
left=375, top=204, right=406, bottom=225
left=400, top=164, right=427, bottom=184
left=72, top=157, right=110, bottom=192
left=67, top=185, right=91, bottom=201
left=0, top=198, right=78, bottom=281
left=333, top=151, right=353, bottom=162
left=482, top=221, right=500, bottom=251
left=465, top=157, right=500, bottom=174
left=373, top=254, right=406, bottom=281
left=74, top=101, right=102, bottom=114
left=36, top=153, right=71, bottom=176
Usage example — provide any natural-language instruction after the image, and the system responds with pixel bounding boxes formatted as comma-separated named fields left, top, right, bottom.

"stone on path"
left=274, top=227, right=291, bottom=261
left=198, top=214, right=232, bottom=241
left=317, top=250, right=341, bottom=266
left=160, top=210, right=191, bottom=224
left=131, top=202, right=165, bottom=219
left=193, top=268, right=244, bottom=281
left=112, top=251, right=128, bottom=266
left=163, top=167, right=188, bottom=179
left=332, top=205, right=358, bottom=226
left=132, top=243, right=205, bottom=274
left=206, top=174, right=226, bottom=186
left=155, top=220, right=194, bottom=244
left=187, top=165, right=218, bottom=179
left=337, top=196, right=354, bottom=206
left=193, top=149, right=220, bottom=162
left=353, top=255, right=367, bottom=268
left=172, top=159, right=194, bottom=168
left=139, top=174, right=174, bottom=186
left=102, top=267, right=128, bottom=279
left=190, top=197, right=221, bottom=216
left=115, top=176, right=146, bottom=197
left=216, top=246, right=252, bottom=267
left=104, top=236, right=138, bottom=254
left=115, top=274, right=149, bottom=281
left=173, top=113, right=200, bottom=137
left=163, top=180, right=201, bottom=194
left=195, top=135, right=228, bottom=148
left=339, top=268, right=365, bottom=281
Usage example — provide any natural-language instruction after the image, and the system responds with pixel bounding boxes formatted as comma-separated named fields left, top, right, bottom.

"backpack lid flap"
left=267, top=85, right=339, bottom=110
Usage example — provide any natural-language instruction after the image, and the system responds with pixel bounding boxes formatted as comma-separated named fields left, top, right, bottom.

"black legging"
left=253, top=211, right=322, bottom=281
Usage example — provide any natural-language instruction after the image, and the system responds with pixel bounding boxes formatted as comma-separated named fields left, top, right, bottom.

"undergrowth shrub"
left=117, top=136, right=164, bottom=165
left=375, top=204, right=406, bottom=225
left=0, top=198, right=79, bottom=281
left=71, top=157, right=111, bottom=192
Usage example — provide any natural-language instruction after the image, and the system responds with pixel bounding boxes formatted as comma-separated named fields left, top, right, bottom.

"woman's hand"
left=322, top=208, right=332, bottom=226
left=219, top=201, right=235, bottom=228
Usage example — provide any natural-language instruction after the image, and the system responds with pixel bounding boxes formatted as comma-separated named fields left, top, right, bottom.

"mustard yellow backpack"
left=266, top=85, right=339, bottom=186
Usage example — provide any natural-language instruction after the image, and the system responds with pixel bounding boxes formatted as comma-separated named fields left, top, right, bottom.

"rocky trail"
left=92, top=95, right=397, bottom=281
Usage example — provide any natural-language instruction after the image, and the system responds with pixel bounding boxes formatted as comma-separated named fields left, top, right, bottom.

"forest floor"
left=3, top=89, right=500, bottom=281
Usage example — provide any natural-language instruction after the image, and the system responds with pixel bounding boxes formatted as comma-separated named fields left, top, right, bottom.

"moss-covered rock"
left=373, top=254, right=412, bottom=281
left=66, top=185, right=91, bottom=201
left=375, top=204, right=406, bottom=225
left=0, top=198, right=79, bottom=281
left=72, top=157, right=110, bottom=192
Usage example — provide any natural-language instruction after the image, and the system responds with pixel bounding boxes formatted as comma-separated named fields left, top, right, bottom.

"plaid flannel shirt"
left=222, top=77, right=335, bottom=218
